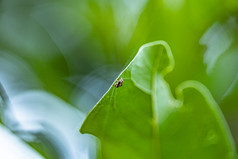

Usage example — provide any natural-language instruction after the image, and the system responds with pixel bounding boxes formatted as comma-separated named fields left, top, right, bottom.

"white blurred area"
left=200, top=17, right=238, bottom=100
left=9, top=90, right=95, bottom=159
left=0, top=52, right=97, bottom=159
left=0, top=124, right=44, bottom=159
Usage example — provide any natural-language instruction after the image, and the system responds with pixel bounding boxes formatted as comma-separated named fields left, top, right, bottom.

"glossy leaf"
left=80, top=41, right=237, bottom=159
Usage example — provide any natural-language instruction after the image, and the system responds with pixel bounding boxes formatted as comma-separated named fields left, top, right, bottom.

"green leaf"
left=80, top=41, right=237, bottom=159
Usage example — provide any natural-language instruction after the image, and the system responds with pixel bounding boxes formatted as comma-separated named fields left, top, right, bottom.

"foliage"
left=81, top=41, right=237, bottom=159
left=0, top=0, right=237, bottom=158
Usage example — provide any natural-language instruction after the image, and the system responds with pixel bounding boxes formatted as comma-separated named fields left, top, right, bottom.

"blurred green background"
left=0, top=0, right=237, bottom=158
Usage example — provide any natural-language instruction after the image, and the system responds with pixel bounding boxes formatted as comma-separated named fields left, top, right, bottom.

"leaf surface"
left=81, top=41, right=237, bottom=159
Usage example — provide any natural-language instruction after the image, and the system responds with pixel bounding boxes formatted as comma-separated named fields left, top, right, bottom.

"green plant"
left=81, top=41, right=237, bottom=159
left=0, top=0, right=238, bottom=158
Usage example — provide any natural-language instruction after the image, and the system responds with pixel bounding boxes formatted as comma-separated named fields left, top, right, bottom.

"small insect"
left=114, top=77, right=123, bottom=88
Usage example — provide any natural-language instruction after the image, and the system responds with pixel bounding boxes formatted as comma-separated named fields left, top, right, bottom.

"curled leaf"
left=80, top=41, right=237, bottom=159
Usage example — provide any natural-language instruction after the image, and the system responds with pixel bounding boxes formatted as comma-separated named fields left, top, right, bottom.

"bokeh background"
left=0, top=0, right=238, bottom=158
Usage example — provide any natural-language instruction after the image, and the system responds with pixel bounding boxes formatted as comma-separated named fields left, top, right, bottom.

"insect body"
left=114, top=77, right=123, bottom=88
